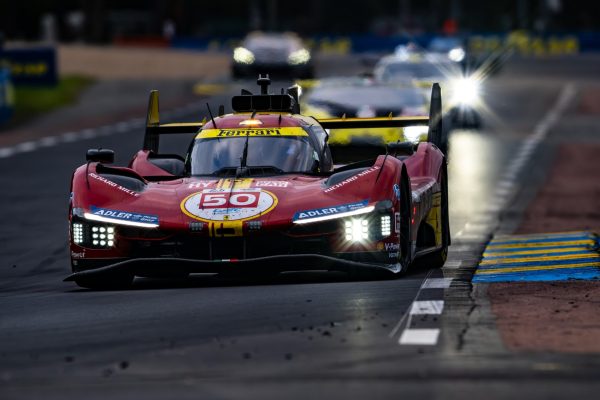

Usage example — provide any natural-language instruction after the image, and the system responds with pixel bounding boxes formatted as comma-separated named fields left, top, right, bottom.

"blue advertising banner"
left=0, top=67, right=14, bottom=125
left=0, top=47, right=57, bottom=86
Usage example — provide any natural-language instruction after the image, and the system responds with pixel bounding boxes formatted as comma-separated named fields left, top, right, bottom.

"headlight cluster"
left=91, top=226, right=115, bottom=247
left=343, top=215, right=392, bottom=243
left=288, top=49, right=311, bottom=65
left=233, top=47, right=255, bottom=64
left=71, top=222, right=116, bottom=249
left=72, top=223, right=84, bottom=244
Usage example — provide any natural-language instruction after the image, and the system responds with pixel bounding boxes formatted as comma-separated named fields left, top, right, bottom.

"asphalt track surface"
left=0, top=55, right=596, bottom=399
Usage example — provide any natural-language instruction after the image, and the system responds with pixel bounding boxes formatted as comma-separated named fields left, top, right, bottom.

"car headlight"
left=72, top=222, right=116, bottom=248
left=288, top=49, right=311, bottom=65
left=448, top=47, right=466, bottom=63
left=233, top=47, right=255, bottom=65
left=451, top=77, right=481, bottom=105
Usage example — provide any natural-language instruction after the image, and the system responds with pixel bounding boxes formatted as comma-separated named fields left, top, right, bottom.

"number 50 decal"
left=198, top=192, right=259, bottom=209
left=182, top=189, right=278, bottom=222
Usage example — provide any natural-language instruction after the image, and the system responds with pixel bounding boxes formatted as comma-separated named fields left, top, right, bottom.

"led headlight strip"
left=83, top=213, right=159, bottom=228
left=293, top=205, right=375, bottom=225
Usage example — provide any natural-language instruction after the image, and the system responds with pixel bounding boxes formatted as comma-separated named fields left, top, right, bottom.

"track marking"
left=410, top=300, right=444, bottom=315
left=399, top=329, right=440, bottom=345
left=421, top=277, right=453, bottom=289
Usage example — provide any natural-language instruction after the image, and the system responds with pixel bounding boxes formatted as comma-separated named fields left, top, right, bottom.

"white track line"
left=399, top=328, right=440, bottom=345
left=0, top=102, right=204, bottom=159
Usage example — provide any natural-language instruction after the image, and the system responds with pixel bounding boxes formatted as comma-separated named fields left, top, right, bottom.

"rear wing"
left=143, top=90, right=204, bottom=152
left=143, top=83, right=444, bottom=154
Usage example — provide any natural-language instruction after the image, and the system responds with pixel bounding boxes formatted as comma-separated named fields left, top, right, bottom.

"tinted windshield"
left=306, top=85, right=424, bottom=109
left=189, top=135, right=318, bottom=176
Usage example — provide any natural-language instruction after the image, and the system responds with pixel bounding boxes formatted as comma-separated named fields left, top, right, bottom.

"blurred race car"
left=65, top=75, right=449, bottom=289
left=232, top=31, right=314, bottom=79
left=298, top=77, right=430, bottom=159
left=374, top=53, right=483, bottom=129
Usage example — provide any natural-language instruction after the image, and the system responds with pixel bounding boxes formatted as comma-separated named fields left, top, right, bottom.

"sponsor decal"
left=196, top=127, right=308, bottom=139
left=188, top=181, right=217, bottom=189
left=71, top=251, right=85, bottom=259
left=90, top=206, right=159, bottom=224
left=323, top=166, right=380, bottom=193
left=393, top=184, right=401, bottom=200
left=293, top=200, right=368, bottom=221
left=89, top=173, right=140, bottom=197
left=385, top=242, right=400, bottom=251
left=389, top=252, right=399, bottom=259
left=255, top=180, right=289, bottom=188
left=181, top=188, right=277, bottom=222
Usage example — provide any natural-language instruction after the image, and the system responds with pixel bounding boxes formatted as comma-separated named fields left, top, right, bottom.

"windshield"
left=306, top=85, right=424, bottom=109
left=378, top=62, right=448, bottom=81
left=189, top=135, right=318, bottom=176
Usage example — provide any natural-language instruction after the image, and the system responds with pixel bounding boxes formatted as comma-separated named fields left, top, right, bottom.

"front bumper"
left=64, top=254, right=402, bottom=281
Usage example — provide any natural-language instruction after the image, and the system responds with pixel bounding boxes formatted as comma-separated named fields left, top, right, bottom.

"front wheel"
left=420, top=167, right=450, bottom=269
left=74, top=273, right=134, bottom=290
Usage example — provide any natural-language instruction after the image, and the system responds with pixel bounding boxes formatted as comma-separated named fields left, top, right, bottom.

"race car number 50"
left=199, top=192, right=259, bottom=208
left=181, top=189, right=278, bottom=222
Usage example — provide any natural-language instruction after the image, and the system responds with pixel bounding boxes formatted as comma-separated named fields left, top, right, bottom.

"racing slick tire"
left=417, top=166, right=450, bottom=269
left=74, top=272, right=134, bottom=290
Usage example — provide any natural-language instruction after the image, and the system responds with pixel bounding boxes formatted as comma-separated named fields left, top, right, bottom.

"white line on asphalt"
left=410, top=300, right=444, bottom=315
left=15, top=141, right=37, bottom=153
left=0, top=147, right=15, bottom=158
left=0, top=103, right=201, bottom=158
left=421, top=277, right=453, bottom=289
left=399, top=328, right=440, bottom=345
left=39, top=136, right=59, bottom=147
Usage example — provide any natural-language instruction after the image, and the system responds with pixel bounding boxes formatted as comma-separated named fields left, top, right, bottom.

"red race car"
left=66, top=76, right=449, bottom=289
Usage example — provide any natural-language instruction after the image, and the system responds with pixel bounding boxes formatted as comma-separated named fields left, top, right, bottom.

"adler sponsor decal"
left=90, top=206, right=159, bottom=224
left=323, top=166, right=380, bottom=193
left=293, top=200, right=369, bottom=221
left=181, top=188, right=278, bottom=222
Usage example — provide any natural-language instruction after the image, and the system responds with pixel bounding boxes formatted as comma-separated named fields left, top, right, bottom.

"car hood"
left=77, top=166, right=387, bottom=231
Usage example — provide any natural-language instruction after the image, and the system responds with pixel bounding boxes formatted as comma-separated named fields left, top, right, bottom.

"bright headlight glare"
left=72, top=223, right=84, bottom=244
left=233, top=47, right=255, bottom=64
left=288, top=49, right=311, bottom=65
left=448, top=47, right=466, bottom=62
left=404, top=125, right=429, bottom=143
left=452, top=77, right=480, bottom=105
left=345, top=218, right=370, bottom=242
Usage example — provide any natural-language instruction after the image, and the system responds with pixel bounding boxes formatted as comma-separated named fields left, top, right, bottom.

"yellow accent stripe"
left=492, top=231, right=595, bottom=240
left=480, top=253, right=599, bottom=265
left=476, top=262, right=600, bottom=275
left=483, top=247, right=592, bottom=257
left=216, top=178, right=254, bottom=189
left=196, top=127, right=308, bottom=139
left=487, top=240, right=596, bottom=249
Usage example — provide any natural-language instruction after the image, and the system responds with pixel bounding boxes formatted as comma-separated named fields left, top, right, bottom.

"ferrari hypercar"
left=231, top=31, right=314, bottom=79
left=66, top=75, right=449, bottom=289
left=374, top=53, right=483, bottom=129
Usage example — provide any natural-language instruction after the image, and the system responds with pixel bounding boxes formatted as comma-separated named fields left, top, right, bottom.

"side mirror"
left=86, top=148, right=114, bottom=164
left=387, top=142, right=415, bottom=156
